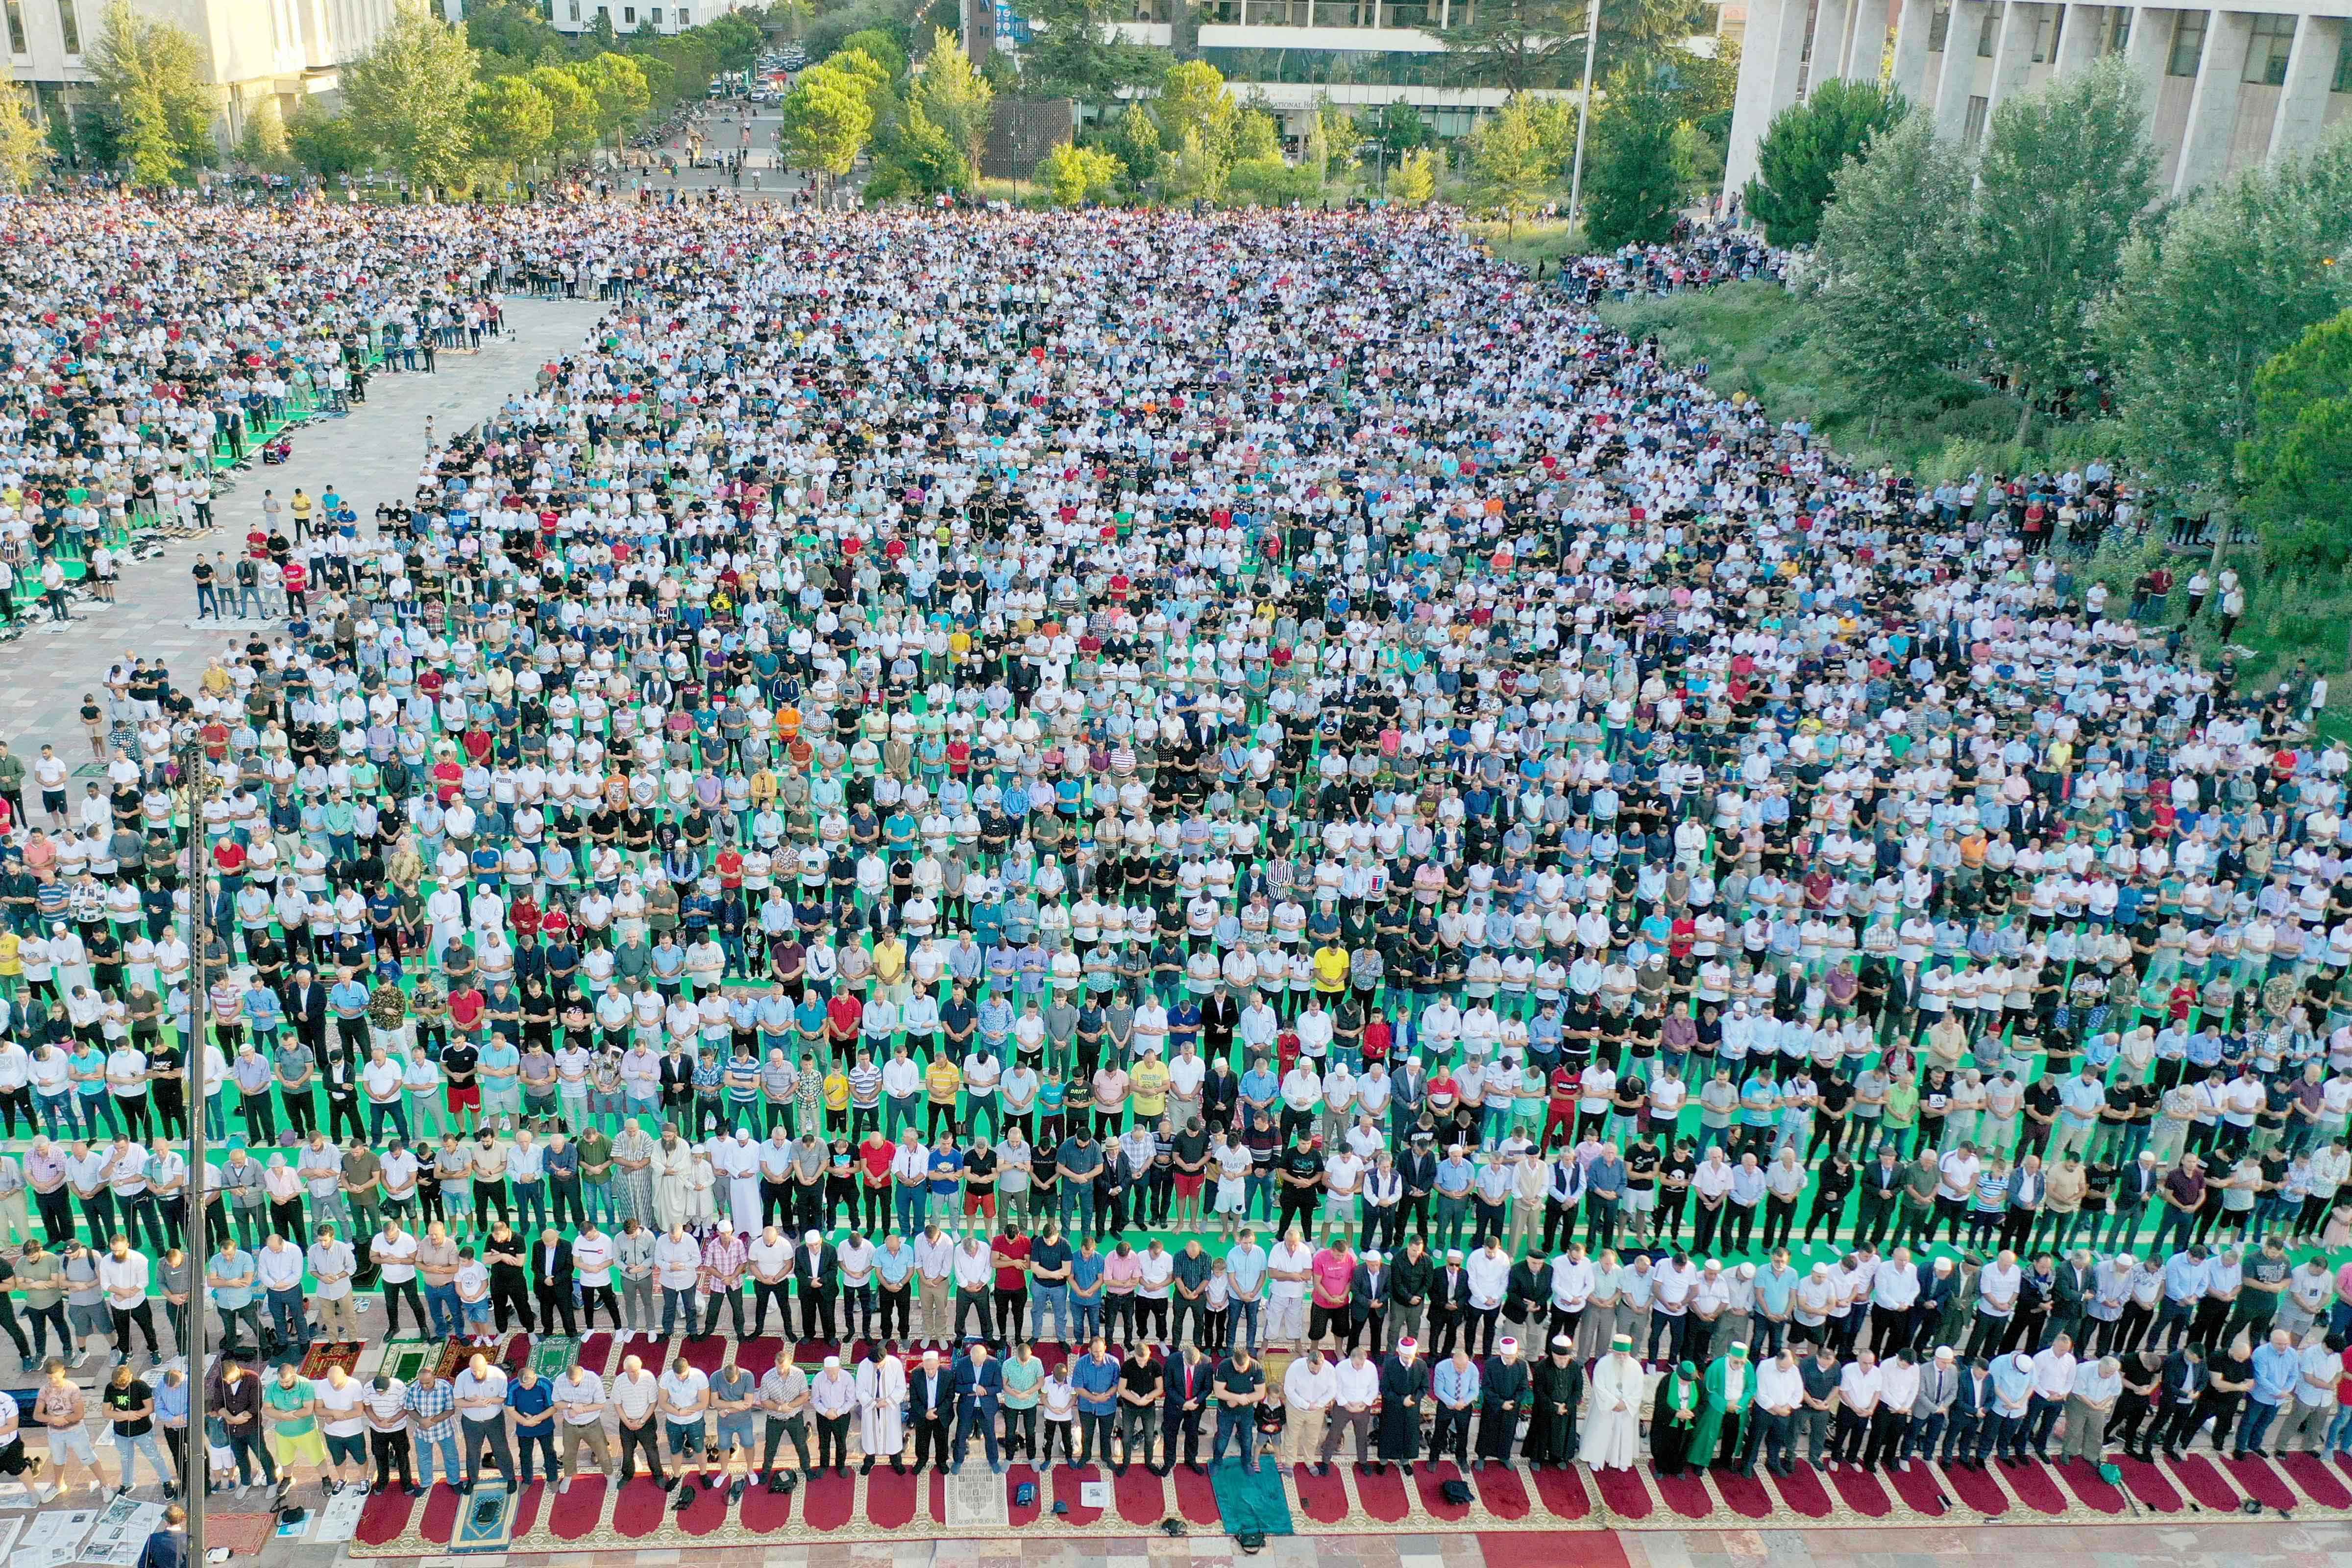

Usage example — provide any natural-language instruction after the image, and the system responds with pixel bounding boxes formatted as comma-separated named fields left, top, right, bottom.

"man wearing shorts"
left=313, top=1364, right=370, bottom=1494
left=659, top=1351, right=710, bottom=1509
left=708, top=1351, right=759, bottom=1501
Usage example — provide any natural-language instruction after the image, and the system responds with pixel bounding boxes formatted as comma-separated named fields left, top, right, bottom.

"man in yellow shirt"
left=1129, top=1045, right=1170, bottom=1123
left=871, top=932, right=908, bottom=1000
left=925, top=1053, right=962, bottom=1139
left=1313, top=941, right=1352, bottom=996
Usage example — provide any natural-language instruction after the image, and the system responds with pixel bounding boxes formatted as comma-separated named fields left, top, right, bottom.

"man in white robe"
left=1582, top=1333, right=1645, bottom=1470
left=856, top=1349, right=908, bottom=1473
left=652, top=1129, right=696, bottom=1229
left=718, top=1128, right=762, bottom=1237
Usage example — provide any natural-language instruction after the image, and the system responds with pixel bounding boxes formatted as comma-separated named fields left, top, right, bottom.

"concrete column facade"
left=1841, top=0, right=1893, bottom=76
left=2172, top=8, right=2254, bottom=194
left=1984, top=0, right=2044, bottom=120
left=1814, top=0, right=1857, bottom=89
left=2266, top=11, right=2345, bottom=163
left=1933, top=0, right=1996, bottom=137
left=2122, top=5, right=2175, bottom=110
left=2051, top=0, right=2105, bottom=74
left=1724, top=0, right=1820, bottom=196
left=1889, top=0, right=1939, bottom=102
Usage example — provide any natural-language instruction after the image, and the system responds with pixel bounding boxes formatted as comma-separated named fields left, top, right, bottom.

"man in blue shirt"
left=506, top=1362, right=558, bottom=1486
left=2239, top=1326, right=2303, bottom=1458
left=1069, top=1338, right=1121, bottom=1468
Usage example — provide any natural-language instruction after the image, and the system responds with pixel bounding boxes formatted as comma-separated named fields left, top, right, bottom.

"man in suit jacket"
left=2111, top=1152, right=2162, bottom=1247
left=951, top=1340, right=1004, bottom=1472
left=532, top=1225, right=577, bottom=1337
left=796, top=1228, right=838, bottom=1341
left=1350, top=1250, right=1392, bottom=1355
left=283, top=967, right=330, bottom=1057
left=908, top=1348, right=955, bottom=1471
left=1161, top=1342, right=1211, bottom=1472
left=1427, top=1246, right=1473, bottom=1354
left=2048, top=1248, right=2094, bottom=1351
left=1910, top=1345, right=1961, bottom=1462
left=1946, top=1354, right=1998, bottom=1466
left=1396, top=1139, right=1438, bottom=1244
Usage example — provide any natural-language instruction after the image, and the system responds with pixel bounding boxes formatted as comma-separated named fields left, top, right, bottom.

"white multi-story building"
left=1108, top=1, right=1562, bottom=139
left=4, top=0, right=395, bottom=146
left=1723, top=0, right=2352, bottom=200
left=547, top=0, right=746, bottom=38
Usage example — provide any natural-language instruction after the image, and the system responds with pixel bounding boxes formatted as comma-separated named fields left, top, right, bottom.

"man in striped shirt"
left=698, top=1220, right=748, bottom=1339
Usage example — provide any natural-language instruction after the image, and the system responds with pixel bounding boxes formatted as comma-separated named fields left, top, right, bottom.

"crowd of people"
left=0, top=196, right=2344, bottom=1519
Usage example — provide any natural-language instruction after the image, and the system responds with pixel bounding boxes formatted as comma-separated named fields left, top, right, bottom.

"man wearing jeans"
left=1028, top=1222, right=1073, bottom=1342
left=1227, top=1230, right=1268, bottom=1354
left=404, top=1367, right=459, bottom=1492
left=206, top=1359, right=276, bottom=1493
left=257, top=1233, right=308, bottom=1351
left=1070, top=1339, right=1120, bottom=1467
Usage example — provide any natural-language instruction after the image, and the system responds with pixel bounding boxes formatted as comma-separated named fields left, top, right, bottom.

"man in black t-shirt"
left=1210, top=1347, right=1265, bottom=1471
left=1115, top=1341, right=1162, bottom=1473
left=1277, top=1136, right=1324, bottom=1242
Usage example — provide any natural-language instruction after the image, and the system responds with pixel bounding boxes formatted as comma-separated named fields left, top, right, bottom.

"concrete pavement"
left=0, top=294, right=608, bottom=786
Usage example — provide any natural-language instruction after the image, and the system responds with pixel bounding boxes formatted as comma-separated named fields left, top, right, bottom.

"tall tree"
left=237, top=96, right=290, bottom=170
left=779, top=60, right=877, bottom=187
left=469, top=74, right=554, bottom=172
left=529, top=65, right=600, bottom=157
left=1446, top=0, right=1708, bottom=93
left=1581, top=64, right=1692, bottom=248
left=85, top=1, right=217, bottom=185
left=341, top=0, right=479, bottom=187
left=1445, top=0, right=1582, bottom=93
left=1812, top=111, right=1974, bottom=420
left=1466, top=93, right=1556, bottom=234
left=1013, top=0, right=1166, bottom=104
left=2241, top=310, right=2352, bottom=576
left=0, top=89, right=51, bottom=191
left=1153, top=59, right=1237, bottom=163
left=1740, top=78, right=1905, bottom=245
left=1963, top=54, right=2159, bottom=445
left=285, top=100, right=368, bottom=175
left=567, top=52, right=651, bottom=144
left=1391, top=146, right=1438, bottom=205
left=2099, top=136, right=2352, bottom=520
left=908, top=26, right=993, bottom=176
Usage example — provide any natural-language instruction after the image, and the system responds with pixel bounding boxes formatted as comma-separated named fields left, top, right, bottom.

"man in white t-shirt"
left=454, top=1350, right=516, bottom=1491
left=370, top=1217, right=424, bottom=1338
left=314, top=1363, right=371, bottom=1494
left=573, top=1220, right=619, bottom=1332
left=658, top=1352, right=712, bottom=1502
left=1266, top=1230, right=1314, bottom=1348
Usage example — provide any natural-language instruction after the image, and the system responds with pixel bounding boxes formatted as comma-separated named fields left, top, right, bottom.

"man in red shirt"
left=1543, top=1065, right=1579, bottom=1152
left=990, top=1221, right=1032, bottom=1339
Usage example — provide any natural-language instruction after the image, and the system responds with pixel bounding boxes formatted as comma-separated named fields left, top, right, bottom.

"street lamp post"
left=178, top=738, right=220, bottom=1559
left=1565, top=0, right=1601, bottom=236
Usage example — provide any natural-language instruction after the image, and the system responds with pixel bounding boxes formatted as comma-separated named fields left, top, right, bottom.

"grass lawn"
left=1592, top=281, right=2075, bottom=479
left=1465, top=218, right=1584, bottom=274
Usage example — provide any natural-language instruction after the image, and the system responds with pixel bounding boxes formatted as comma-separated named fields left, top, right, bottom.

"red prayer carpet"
left=1353, top=1462, right=1412, bottom=1522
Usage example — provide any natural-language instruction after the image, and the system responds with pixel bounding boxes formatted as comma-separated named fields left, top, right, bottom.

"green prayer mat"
left=532, top=1335, right=582, bottom=1379
left=451, top=1480, right=515, bottom=1553
left=381, top=1341, right=438, bottom=1384
left=1208, top=1458, right=1294, bottom=1537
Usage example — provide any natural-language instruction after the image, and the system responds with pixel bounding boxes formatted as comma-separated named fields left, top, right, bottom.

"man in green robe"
left=1650, top=1361, right=1704, bottom=1474
left=1683, top=1341, right=1755, bottom=1470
